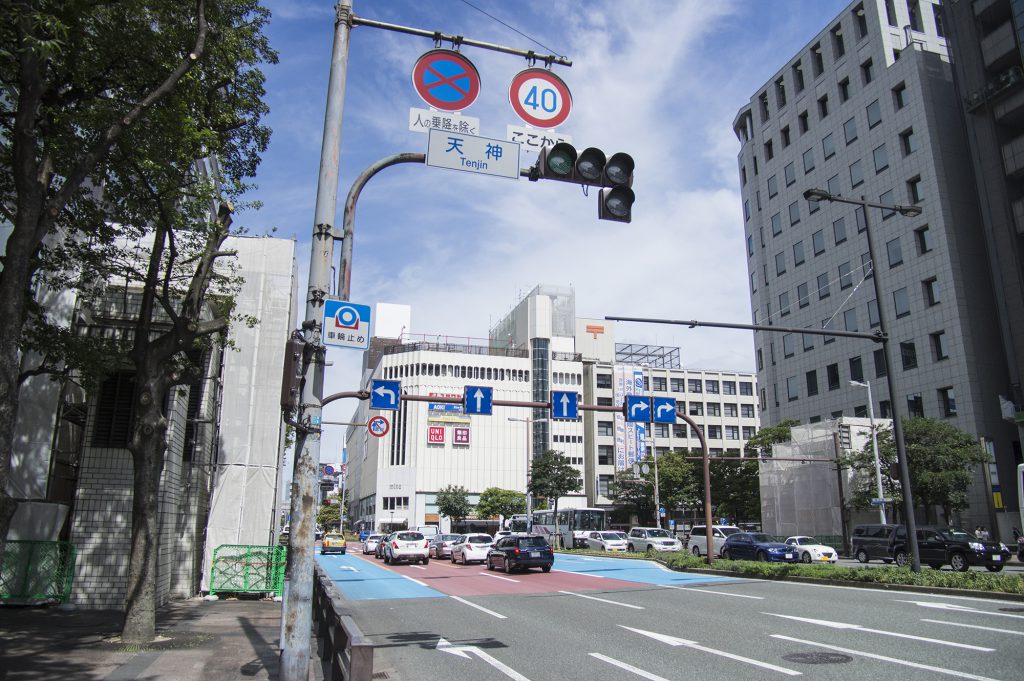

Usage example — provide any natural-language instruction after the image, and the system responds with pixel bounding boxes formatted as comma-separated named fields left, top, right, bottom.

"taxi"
left=320, top=532, right=347, bottom=555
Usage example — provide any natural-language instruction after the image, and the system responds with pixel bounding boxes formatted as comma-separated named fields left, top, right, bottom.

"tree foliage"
left=475, top=487, right=526, bottom=521
left=436, top=485, right=472, bottom=527
left=317, top=503, right=341, bottom=531
left=528, top=450, right=582, bottom=544
left=744, top=419, right=799, bottom=458
left=608, top=450, right=698, bottom=525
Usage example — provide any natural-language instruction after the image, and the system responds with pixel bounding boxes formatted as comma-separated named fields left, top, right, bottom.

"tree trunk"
left=121, top=372, right=169, bottom=643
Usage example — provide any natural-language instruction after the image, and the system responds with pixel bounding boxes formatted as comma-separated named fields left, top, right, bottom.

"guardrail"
left=312, top=563, right=374, bottom=681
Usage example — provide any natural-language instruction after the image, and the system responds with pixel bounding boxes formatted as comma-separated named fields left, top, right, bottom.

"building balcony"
left=1001, top=133, right=1024, bottom=179
left=981, top=20, right=1017, bottom=72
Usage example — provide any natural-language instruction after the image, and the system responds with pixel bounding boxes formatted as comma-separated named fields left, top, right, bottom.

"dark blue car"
left=721, top=532, right=799, bottom=562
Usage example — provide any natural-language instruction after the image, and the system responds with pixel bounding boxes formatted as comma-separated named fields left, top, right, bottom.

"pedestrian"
left=975, top=525, right=989, bottom=540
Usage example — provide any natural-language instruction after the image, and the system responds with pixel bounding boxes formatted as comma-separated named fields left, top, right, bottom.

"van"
left=687, top=525, right=742, bottom=557
left=416, top=525, right=439, bottom=538
left=850, top=523, right=899, bottom=563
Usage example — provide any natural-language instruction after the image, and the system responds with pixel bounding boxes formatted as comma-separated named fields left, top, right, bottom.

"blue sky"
left=250, top=0, right=851, bottom=464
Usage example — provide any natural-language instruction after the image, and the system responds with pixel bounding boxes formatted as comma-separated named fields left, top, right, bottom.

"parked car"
left=428, top=534, right=462, bottom=559
left=450, top=533, right=493, bottom=565
left=362, top=533, right=384, bottom=555
left=384, top=531, right=430, bottom=565
left=486, top=534, right=553, bottom=573
left=626, top=527, right=682, bottom=553
left=375, top=532, right=395, bottom=559
left=587, top=531, right=628, bottom=552
left=687, top=525, right=742, bottom=557
left=891, top=525, right=1012, bottom=572
left=721, top=532, right=799, bottom=562
left=851, top=523, right=899, bottom=563
left=493, top=530, right=513, bottom=542
left=784, top=536, right=838, bottom=564
left=320, top=532, right=347, bottom=555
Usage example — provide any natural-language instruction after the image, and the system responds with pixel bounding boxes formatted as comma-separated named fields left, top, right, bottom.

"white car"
left=450, top=533, right=493, bottom=564
left=493, top=530, right=513, bottom=542
left=626, top=527, right=682, bottom=553
left=688, top=525, right=742, bottom=557
left=384, top=531, right=430, bottom=565
left=784, top=535, right=839, bottom=563
left=587, top=531, right=628, bottom=552
left=362, top=533, right=384, bottom=555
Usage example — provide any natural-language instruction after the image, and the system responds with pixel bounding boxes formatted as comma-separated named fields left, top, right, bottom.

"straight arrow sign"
left=765, top=613, right=994, bottom=651
left=436, top=638, right=531, bottom=681
left=619, top=626, right=801, bottom=676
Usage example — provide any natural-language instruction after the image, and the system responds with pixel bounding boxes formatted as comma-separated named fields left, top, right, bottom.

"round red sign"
left=508, top=68, right=572, bottom=129
left=412, top=49, right=481, bottom=112
left=367, top=415, right=390, bottom=438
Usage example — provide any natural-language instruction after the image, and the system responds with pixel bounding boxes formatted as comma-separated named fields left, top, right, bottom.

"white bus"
left=505, top=514, right=530, bottom=533
left=531, top=507, right=607, bottom=548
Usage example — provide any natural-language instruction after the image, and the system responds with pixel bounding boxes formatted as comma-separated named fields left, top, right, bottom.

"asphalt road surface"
left=319, top=547, right=1024, bottom=681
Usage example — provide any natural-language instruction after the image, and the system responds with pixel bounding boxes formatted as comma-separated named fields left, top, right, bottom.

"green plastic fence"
left=0, top=540, right=77, bottom=603
left=210, top=544, right=286, bottom=595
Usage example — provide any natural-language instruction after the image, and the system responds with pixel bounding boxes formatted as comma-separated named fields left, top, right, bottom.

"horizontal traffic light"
left=530, top=143, right=635, bottom=222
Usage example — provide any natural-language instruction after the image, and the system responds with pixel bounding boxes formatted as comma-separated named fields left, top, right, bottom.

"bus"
left=505, top=514, right=530, bottom=533
left=531, top=507, right=607, bottom=548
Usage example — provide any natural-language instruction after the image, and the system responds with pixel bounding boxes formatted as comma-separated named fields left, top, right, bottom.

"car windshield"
left=750, top=533, right=774, bottom=543
left=440, top=534, right=460, bottom=541
left=519, top=536, right=549, bottom=548
left=941, top=527, right=977, bottom=541
left=467, top=536, right=492, bottom=544
left=396, top=532, right=424, bottom=541
left=720, top=527, right=742, bottom=536
left=646, top=529, right=671, bottom=538
left=367, top=535, right=382, bottom=540
left=325, top=534, right=343, bottom=540
left=791, top=537, right=812, bottom=545
left=599, top=532, right=622, bottom=540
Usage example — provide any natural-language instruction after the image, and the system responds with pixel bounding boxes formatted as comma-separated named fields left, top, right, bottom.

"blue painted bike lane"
left=316, top=552, right=445, bottom=601
left=553, top=553, right=737, bottom=586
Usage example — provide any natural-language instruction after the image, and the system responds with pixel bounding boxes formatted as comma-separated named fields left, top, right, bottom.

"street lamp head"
left=803, top=188, right=831, bottom=202
left=849, top=380, right=868, bottom=388
left=897, top=204, right=923, bottom=218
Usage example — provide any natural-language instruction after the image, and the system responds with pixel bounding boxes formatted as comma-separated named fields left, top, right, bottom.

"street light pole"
left=805, top=189, right=922, bottom=572
left=509, top=417, right=546, bottom=531
left=851, top=380, right=886, bottom=524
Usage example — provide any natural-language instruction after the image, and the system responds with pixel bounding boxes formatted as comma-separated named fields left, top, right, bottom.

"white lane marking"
left=774, top=579, right=1024, bottom=606
left=922, top=618, right=1024, bottom=636
left=401, top=575, right=428, bottom=587
left=449, top=595, right=507, bottom=619
left=437, top=637, right=530, bottom=681
left=897, top=599, right=1024, bottom=619
left=771, top=635, right=1002, bottom=681
left=663, top=585, right=763, bottom=599
left=620, top=625, right=801, bottom=675
left=589, top=653, right=671, bottom=681
left=409, top=565, right=427, bottom=570
left=766, top=612, right=993, bottom=651
left=479, top=572, right=520, bottom=583
left=552, top=569, right=605, bottom=578
left=558, top=590, right=644, bottom=609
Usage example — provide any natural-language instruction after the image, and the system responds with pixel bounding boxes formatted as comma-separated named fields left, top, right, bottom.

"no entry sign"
left=412, top=49, right=481, bottom=112
left=508, top=68, right=572, bottom=129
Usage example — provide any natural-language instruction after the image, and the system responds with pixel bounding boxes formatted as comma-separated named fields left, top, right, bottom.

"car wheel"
left=986, top=565, right=1004, bottom=572
left=487, top=559, right=495, bottom=571
left=542, top=565, right=551, bottom=573
left=423, top=557, right=429, bottom=565
left=691, top=545, right=701, bottom=557
left=801, top=551, right=812, bottom=564
left=756, top=551, right=767, bottom=562
left=950, top=552, right=970, bottom=572
left=340, top=549, right=345, bottom=555
left=628, top=543, right=635, bottom=553
left=504, top=558, right=513, bottom=574
left=384, top=553, right=391, bottom=565
left=646, top=545, right=655, bottom=555
left=855, top=549, right=869, bottom=563
left=894, top=550, right=909, bottom=568
left=721, top=548, right=731, bottom=560
left=450, top=553, right=456, bottom=563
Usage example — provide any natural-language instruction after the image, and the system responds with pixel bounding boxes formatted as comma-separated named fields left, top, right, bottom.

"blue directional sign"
left=551, top=391, right=579, bottom=420
left=370, top=380, right=401, bottom=411
left=652, top=397, right=677, bottom=423
left=625, top=396, right=652, bottom=422
left=463, top=385, right=493, bottom=415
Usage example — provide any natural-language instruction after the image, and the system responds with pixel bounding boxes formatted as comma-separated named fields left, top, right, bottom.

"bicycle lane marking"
left=553, top=553, right=738, bottom=587
left=317, top=552, right=444, bottom=600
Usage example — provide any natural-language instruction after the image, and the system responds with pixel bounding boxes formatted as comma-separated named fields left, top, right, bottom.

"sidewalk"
left=0, top=596, right=314, bottom=681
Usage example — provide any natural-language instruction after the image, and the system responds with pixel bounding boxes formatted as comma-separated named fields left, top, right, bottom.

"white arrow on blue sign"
left=463, top=385, right=493, bottom=415
left=551, top=391, right=578, bottom=420
left=653, top=397, right=677, bottom=423
left=625, top=396, right=652, bottom=422
left=370, top=380, right=401, bottom=411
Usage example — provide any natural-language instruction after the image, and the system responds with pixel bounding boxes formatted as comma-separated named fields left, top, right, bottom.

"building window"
left=827, top=173, right=841, bottom=196
left=893, top=287, right=911, bottom=317
left=866, top=99, right=881, bottom=128
left=598, top=421, right=613, bottom=436
left=689, top=402, right=704, bottom=416
left=900, top=341, right=918, bottom=370
left=688, top=379, right=702, bottom=393
left=874, top=348, right=887, bottom=378
left=775, top=77, right=787, bottom=107
left=780, top=291, right=791, bottom=317
left=784, top=162, right=796, bottom=186
left=788, top=201, right=800, bottom=226
left=915, top=225, right=932, bottom=254
left=838, top=76, right=851, bottom=101
left=597, top=396, right=613, bottom=406
left=887, top=237, right=903, bottom=267
left=849, top=355, right=864, bottom=382
left=855, top=205, right=866, bottom=232
left=598, top=445, right=613, bottom=465
left=783, top=333, right=796, bottom=358
left=929, top=331, right=948, bottom=361
left=811, top=43, right=824, bottom=76
left=884, top=0, right=898, bottom=26
left=861, top=58, right=874, bottom=85
left=793, top=240, right=806, bottom=266
left=853, top=4, right=868, bottom=38
left=933, top=4, right=945, bottom=37
left=706, top=380, right=719, bottom=394
left=908, top=1, right=922, bottom=31
left=868, top=298, right=879, bottom=327
left=802, top=332, right=814, bottom=351
left=767, top=174, right=778, bottom=198
left=806, top=370, right=818, bottom=396
left=900, top=128, right=915, bottom=156
left=812, top=229, right=825, bottom=255
left=831, top=24, right=845, bottom=58
left=839, top=261, right=853, bottom=289
left=833, top=217, right=847, bottom=245
left=843, top=117, right=858, bottom=144
left=776, top=251, right=787, bottom=275
left=907, top=393, right=924, bottom=418
left=652, top=376, right=667, bottom=392
left=803, top=148, right=816, bottom=173
left=759, top=92, right=770, bottom=122
left=781, top=125, right=791, bottom=147
left=673, top=423, right=688, bottom=439
left=747, top=234, right=754, bottom=257
left=786, top=377, right=799, bottom=402
left=724, top=402, right=738, bottom=417
left=764, top=139, right=774, bottom=161
left=938, top=387, right=956, bottom=417
left=91, top=371, right=136, bottom=447
left=862, top=252, right=873, bottom=279
left=793, top=61, right=805, bottom=92
left=725, top=425, right=740, bottom=440
left=907, top=176, right=923, bottom=204
left=844, top=308, right=858, bottom=332
left=879, top=189, right=896, bottom=219
left=597, top=373, right=613, bottom=389
left=873, top=144, right=888, bottom=173
left=771, top=212, right=782, bottom=236
left=741, top=405, right=755, bottom=419
left=670, top=378, right=684, bottom=392
left=723, top=381, right=737, bottom=395
left=708, top=425, right=722, bottom=439
left=923, top=277, right=940, bottom=306
left=822, top=132, right=836, bottom=159
left=827, top=363, right=840, bottom=391
left=818, top=94, right=830, bottom=119
left=750, top=271, right=757, bottom=294
left=740, top=381, right=753, bottom=396
left=849, top=159, right=863, bottom=187
left=892, top=81, right=906, bottom=109
left=817, top=273, right=830, bottom=299
left=798, top=110, right=809, bottom=134
left=797, top=282, right=809, bottom=307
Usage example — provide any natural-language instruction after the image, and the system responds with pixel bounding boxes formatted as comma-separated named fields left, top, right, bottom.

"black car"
left=720, top=532, right=799, bottom=562
left=851, top=523, right=899, bottom=564
left=891, top=525, right=1011, bottom=572
left=486, top=534, right=553, bottom=574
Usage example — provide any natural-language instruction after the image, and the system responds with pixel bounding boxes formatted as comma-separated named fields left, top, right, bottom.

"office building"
left=733, top=0, right=1019, bottom=532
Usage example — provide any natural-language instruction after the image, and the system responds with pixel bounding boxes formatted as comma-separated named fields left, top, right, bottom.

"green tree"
left=607, top=451, right=697, bottom=526
left=842, top=416, right=989, bottom=523
left=608, top=470, right=655, bottom=524
left=436, top=485, right=472, bottom=529
left=528, top=450, right=582, bottom=545
left=475, top=487, right=526, bottom=523
left=744, top=419, right=800, bottom=458
left=317, top=503, right=341, bottom=531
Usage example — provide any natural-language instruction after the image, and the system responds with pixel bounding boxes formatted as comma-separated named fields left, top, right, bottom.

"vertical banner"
left=614, top=366, right=648, bottom=471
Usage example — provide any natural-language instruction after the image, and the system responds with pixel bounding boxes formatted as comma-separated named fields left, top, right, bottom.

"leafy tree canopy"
left=528, top=450, right=582, bottom=502
left=475, top=487, right=526, bottom=521
left=317, top=503, right=340, bottom=531
left=436, top=485, right=472, bottom=525
left=744, top=419, right=799, bottom=458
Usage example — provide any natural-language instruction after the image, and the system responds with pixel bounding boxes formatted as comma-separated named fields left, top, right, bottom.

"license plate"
left=992, top=555, right=1002, bottom=561
left=530, top=551, right=540, bottom=557
left=785, top=553, right=793, bottom=559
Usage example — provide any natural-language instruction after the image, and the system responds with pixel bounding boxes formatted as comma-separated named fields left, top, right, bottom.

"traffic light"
left=531, top=143, right=635, bottom=222
left=280, top=336, right=306, bottom=411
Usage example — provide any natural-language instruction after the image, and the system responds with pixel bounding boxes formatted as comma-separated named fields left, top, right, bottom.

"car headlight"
left=1000, top=543, right=1009, bottom=552
left=968, top=541, right=984, bottom=551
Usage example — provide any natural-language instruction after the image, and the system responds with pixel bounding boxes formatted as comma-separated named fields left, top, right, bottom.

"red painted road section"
left=348, top=551, right=644, bottom=597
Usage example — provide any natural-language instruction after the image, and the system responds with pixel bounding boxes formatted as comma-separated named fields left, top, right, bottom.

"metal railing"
left=312, top=563, right=374, bottom=681
left=210, top=544, right=287, bottom=595
left=0, top=540, right=77, bottom=603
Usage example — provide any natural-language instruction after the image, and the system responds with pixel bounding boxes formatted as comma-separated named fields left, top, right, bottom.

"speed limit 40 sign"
left=508, top=68, right=572, bottom=129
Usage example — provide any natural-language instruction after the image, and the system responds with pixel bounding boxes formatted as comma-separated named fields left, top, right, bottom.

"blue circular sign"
left=412, top=49, right=481, bottom=112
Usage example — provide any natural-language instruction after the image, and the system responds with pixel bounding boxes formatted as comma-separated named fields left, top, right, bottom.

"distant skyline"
left=252, top=0, right=852, bottom=464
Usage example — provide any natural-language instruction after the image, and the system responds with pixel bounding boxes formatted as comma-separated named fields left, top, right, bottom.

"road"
left=318, top=547, right=1024, bottom=681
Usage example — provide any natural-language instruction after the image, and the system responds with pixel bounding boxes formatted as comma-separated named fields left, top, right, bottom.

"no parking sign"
left=412, top=49, right=481, bottom=112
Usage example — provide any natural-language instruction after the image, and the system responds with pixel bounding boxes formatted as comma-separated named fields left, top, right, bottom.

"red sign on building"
left=428, top=426, right=446, bottom=444
left=453, top=427, right=470, bottom=446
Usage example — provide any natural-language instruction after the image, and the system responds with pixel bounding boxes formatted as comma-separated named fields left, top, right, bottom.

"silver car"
left=428, top=533, right=462, bottom=559
left=362, top=533, right=384, bottom=555
left=587, top=531, right=629, bottom=552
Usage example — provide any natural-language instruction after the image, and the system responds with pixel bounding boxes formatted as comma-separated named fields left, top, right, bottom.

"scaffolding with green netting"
left=209, top=544, right=287, bottom=596
left=0, top=540, right=77, bottom=603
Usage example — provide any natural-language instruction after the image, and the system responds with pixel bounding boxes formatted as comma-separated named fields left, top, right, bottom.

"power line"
left=459, top=0, right=565, bottom=59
